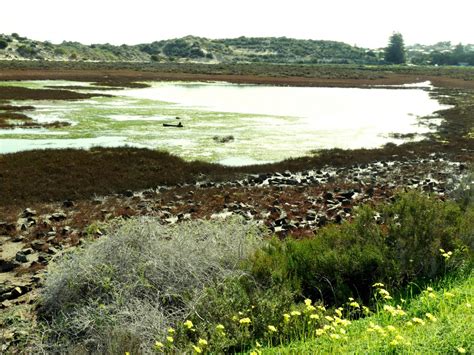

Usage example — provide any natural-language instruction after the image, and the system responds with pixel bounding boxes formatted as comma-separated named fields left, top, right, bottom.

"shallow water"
left=0, top=80, right=450, bottom=165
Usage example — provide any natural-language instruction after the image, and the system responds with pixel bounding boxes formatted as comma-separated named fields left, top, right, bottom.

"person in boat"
left=163, top=121, right=184, bottom=127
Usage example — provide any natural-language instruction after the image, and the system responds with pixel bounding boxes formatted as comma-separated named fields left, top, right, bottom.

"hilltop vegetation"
left=0, top=33, right=377, bottom=64
left=2, top=32, right=472, bottom=65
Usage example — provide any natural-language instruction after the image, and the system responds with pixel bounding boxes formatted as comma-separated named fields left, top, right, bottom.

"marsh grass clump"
left=38, top=216, right=264, bottom=353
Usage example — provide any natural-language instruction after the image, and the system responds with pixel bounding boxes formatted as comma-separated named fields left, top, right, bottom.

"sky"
left=2, top=0, right=473, bottom=48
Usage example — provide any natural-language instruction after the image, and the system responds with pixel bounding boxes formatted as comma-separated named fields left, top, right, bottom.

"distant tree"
left=0, top=39, right=8, bottom=50
left=384, top=32, right=406, bottom=64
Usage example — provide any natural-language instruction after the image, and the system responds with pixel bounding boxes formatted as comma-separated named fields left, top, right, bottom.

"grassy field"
left=261, top=271, right=473, bottom=354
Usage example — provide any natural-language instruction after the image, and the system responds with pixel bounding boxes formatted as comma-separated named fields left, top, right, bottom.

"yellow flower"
left=362, top=306, right=370, bottom=315
left=426, top=287, right=434, bottom=292
left=335, top=308, right=343, bottom=317
left=340, top=328, right=346, bottom=334
left=390, top=339, right=399, bottom=346
left=216, top=324, right=225, bottom=330
left=386, top=325, right=397, bottom=332
left=125, top=353, right=130, bottom=355
left=373, top=282, right=385, bottom=288
left=154, top=341, right=164, bottom=349
left=406, top=321, right=413, bottom=326
left=283, top=313, right=291, bottom=322
left=184, top=320, right=194, bottom=329
left=445, top=292, right=455, bottom=298
left=349, top=301, right=360, bottom=308
left=317, top=305, right=326, bottom=312
left=306, top=304, right=316, bottom=312
left=239, top=317, right=251, bottom=325
left=348, top=297, right=354, bottom=301
left=198, top=339, right=208, bottom=346
left=412, top=317, right=425, bottom=325
left=329, top=333, right=341, bottom=340
left=428, top=292, right=436, bottom=299
left=166, top=336, right=174, bottom=343
left=339, top=318, right=351, bottom=327
left=310, top=314, right=320, bottom=320
left=167, top=327, right=175, bottom=334
left=466, top=303, right=472, bottom=308
left=325, top=315, right=334, bottom=322
left=439, top=248, right=446, bottom=253
left=316, top=328, right=325, bottom=336
left=290, top=310, right=301, bottom=316
left=426, top=313, right=437, bottom=322
left=268, top=325, right=278, bottom=333
left=457, top=347, right=466, bottom=353
left=256, top=341, right=262, bottom=348
left=304, top=299, right=312, bottom=306
left=192, top=345, right=202, bottom=353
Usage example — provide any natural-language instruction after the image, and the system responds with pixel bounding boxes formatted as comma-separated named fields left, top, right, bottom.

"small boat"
left=163, top=122, right=183, bottom=128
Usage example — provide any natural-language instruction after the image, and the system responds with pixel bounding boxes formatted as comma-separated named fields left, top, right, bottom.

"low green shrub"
left=249, top=191, right=471, bottom=305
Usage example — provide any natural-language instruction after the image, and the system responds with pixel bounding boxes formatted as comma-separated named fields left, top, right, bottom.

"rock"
left=46, top=246, right=59, bottom=255
left=213, top=135, right=234, bottom=143
left=38, top=253, right=51, bottom=264
left=21, top=248, right=34, bottom=255
left=15, top=252, right=28, bottom=263
left=317, top=214, right=328, bottom=227
left=323, top=192, right=334, bottom=200
left=339, top=190, right=355, bottom=199
left=62, top=199, right=75, bottom=208
left=11, top=235, right=25, bottom=242
left=21, top=208, right=37, bottom=218
left=49, top=212, right=67, bottom=222
left=306, top=210, right=317, bottom=221
left=123, top=190, right=134, bottom=197
left=31, top=240, right=46, bottom=251
left=0, top=259, right=20, bottom=272
left=1, top=299, right=12, bottom=309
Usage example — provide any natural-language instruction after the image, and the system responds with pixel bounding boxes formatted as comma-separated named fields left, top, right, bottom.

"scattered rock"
left=0, top=259, right=20, bottom=272
left=49, top=212, right=67, bottom=222
left=21, top=208, right=37, bottom=218
left=31, top=240, right=46, bottom=251
left=15, top=251, right=28, bottom=263
left=62, top=199, right=75, bottom=208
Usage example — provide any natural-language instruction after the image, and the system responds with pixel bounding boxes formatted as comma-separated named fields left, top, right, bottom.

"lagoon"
left=0, top=80, right=449, bottom=165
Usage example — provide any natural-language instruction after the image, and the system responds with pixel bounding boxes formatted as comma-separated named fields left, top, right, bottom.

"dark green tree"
left=384, top=32, right=406, bottom=64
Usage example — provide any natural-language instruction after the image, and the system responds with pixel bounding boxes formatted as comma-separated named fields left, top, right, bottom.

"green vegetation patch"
left=33, top=191, right=473, bottom=353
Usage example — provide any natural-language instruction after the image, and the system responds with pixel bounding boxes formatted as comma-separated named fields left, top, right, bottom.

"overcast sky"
left=2, top=0, right=473, bottom=48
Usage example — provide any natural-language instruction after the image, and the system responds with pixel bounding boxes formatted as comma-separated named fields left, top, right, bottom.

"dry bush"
left=38, top=216, right=265, bottom=353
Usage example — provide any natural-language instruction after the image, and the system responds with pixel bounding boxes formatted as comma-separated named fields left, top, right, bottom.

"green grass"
left=260, top=271, right=474, bottom=354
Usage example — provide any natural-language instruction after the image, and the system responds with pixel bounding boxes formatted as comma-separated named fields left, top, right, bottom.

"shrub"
left=249, top=192, right=469, bottom=305
left=0, top=39, right=8, bottom=50
left=38, top=217, right=264, bottom=353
